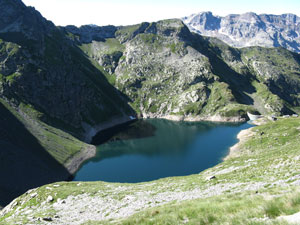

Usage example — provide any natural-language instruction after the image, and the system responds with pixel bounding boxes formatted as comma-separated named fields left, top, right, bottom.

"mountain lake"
left=74, top=119, right=253, bottom=182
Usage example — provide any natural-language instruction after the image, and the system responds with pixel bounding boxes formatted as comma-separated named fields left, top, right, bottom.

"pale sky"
left=22, top=0, right=300, bottom=27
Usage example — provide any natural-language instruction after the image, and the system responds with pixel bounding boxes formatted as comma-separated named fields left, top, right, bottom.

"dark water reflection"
left=91, top=120, right=157, bottom=145
left=74, top=119, right=252, bottom=183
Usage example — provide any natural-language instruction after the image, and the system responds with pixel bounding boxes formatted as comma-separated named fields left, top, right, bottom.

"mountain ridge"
left=182, top=11, right=300, bottom=53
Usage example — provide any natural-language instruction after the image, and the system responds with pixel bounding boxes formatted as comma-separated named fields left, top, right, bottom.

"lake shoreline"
left=142, top=114, right=246, bottom=123
left=67, top=114, right=248, bottom=179
left=65, top=114, right=251, bottom=181
left=224, top=117, right=270, bottom=160
left=224, top=127, right=255, bottom=160
left=65, top=116, right=137, bottom=180
left=82, top=115, right=136, bottom=143
left=73, top=117, right=251, bottom=182
left=65, top=144, right=97, bottom=175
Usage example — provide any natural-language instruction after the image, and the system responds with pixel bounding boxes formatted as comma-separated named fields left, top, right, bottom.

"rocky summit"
left=0, top=0, right=300, bottom=220
left=182, top=12, right=300, bottom=53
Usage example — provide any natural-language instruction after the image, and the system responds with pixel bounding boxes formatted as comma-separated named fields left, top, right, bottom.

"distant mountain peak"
left=182, top=12, right=300, bottom=53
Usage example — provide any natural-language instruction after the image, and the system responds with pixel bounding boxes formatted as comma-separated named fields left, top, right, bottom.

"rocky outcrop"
left=74, top=19, right=300, bottom=120
left=182, top=12, right=300, bottom=53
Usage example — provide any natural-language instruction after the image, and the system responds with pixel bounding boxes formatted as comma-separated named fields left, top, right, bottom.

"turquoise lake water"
left=74, top=119, right=252, bottom=182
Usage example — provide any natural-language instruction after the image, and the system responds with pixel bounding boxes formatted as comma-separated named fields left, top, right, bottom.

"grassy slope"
left=0, top=34, right=95, bottom=164
left=240, top=46, right=300, bottom=114
left=0, top=97, right=95, bottom=208
left=1, top=117, right=299, bottom=224
left=114, top=190, right=300, bottom=225
left=78, top=39, right=123, bottom=86
left=202, top=37, right=300, bottom=116
left=0, top=24, right=133, bottom=207
left=0, top=29, right=132, bottom=167
left=0, top=99, right=88, bottom=165
left=115, top=117, right=300, bottom=225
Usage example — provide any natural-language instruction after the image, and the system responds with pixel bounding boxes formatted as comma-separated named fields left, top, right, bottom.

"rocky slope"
left=182, top=12, right=300, bottom=53
left=67, top=19, right=300, bottom=121
left=0, top=0, right=134, bottom=207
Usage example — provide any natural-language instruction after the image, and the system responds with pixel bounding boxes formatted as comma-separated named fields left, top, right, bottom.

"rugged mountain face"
left=182, top=12, right=300, bottom=53
left=0, top=0, right=134, bottom=207
left=68, top=20, right=300, bottom=121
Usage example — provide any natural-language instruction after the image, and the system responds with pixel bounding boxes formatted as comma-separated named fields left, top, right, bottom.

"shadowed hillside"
left=0, top=102, right=71, bottom=207
left=0, top=0, right=134, bottom=207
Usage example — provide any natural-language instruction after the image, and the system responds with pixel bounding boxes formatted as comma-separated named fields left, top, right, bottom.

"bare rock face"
left=182, top=12, right=300, bottom=53
left=113, top=20, right=219, bottom=118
